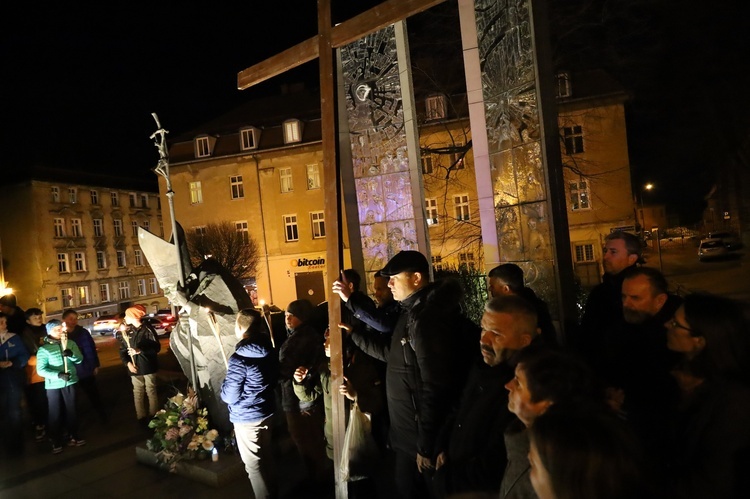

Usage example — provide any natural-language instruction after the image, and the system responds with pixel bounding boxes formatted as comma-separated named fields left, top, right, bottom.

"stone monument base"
left=136, top=444, right=245, bottom=488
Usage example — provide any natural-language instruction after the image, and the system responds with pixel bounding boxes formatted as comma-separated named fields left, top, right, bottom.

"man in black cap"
left=351, top=250, right=474, bottom=499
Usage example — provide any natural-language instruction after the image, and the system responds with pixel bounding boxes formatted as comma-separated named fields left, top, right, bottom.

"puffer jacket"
left=36, top=337, right=83, bottom=389
left=353, top=278, right=476, bottom=458
left=221, top=331, right=278, bottom=423
left=0, top=332, right=30, bottom=388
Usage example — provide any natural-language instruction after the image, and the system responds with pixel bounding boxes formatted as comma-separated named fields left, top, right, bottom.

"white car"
left=142, top=316, right=174, bottom=336
left=698, top=238, right=729, bottom=261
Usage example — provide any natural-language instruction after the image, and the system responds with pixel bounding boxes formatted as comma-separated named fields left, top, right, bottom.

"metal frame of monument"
left=237, top=1, right=576, bottom=496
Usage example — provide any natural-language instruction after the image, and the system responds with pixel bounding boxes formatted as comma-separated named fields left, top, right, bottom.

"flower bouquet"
left=146, top=388, right=219, bottom=470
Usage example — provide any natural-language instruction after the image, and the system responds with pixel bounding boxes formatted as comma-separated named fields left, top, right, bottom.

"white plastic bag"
left=340, top=402, right=379, bottom=482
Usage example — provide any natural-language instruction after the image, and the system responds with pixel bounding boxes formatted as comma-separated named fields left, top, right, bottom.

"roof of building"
left=558, top=69, right=630, bottom=105
left=0, top=166, right=158, bottom=192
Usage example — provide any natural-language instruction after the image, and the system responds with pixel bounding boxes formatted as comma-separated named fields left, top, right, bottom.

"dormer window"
left=194, top=136, right=214, bottom=158
left=240, top=127, right=260, bottom=150
left=555, top=71, right=572, bottom=98
left=425, top=94, right=447, bottom=120
left=283, top=120, right=302, bottom=144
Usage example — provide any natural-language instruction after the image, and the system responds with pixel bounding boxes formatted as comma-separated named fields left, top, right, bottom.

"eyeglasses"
left=669, top=318, right=692, bottom=332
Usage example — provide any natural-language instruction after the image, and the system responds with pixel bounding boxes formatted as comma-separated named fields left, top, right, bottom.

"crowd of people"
left=2, top=231, right=749, bottom=499
left=0, top=298, right=163, bottom=457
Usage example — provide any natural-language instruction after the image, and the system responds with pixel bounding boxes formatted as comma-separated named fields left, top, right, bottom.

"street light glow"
left=644, top=183, right=654, bottom=191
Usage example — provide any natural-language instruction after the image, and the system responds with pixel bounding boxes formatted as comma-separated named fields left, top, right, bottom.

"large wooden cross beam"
left=237, top=1, right=444, bottom=496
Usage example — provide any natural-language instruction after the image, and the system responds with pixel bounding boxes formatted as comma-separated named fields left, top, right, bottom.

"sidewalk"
left=1, top=356, right=395, bottom=498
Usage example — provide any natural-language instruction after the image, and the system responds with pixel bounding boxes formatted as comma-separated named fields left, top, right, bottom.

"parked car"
left=142, top=316, right=174, bottom=336
left=707, top=231, right=742, bottom=250
left=698, top=238, right=729, bottom=261
left=92, top=314, right=123, bottom=335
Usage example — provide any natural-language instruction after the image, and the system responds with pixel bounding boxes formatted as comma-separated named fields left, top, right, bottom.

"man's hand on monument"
left=332, top=278, right=352, bottom=303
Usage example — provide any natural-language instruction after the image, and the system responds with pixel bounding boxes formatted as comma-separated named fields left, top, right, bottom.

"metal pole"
left=150, top=113, right=198, bottom=393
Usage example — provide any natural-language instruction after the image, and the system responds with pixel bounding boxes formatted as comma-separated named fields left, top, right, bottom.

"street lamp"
left=639, top=183, right=654, bottom=240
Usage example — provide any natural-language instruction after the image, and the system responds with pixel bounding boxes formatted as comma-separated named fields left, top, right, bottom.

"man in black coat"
left=433, top=295, right=540, bottom=498
left=578, top=231, right=643, bottom=362
left=351, top=251, right=474, bottom=499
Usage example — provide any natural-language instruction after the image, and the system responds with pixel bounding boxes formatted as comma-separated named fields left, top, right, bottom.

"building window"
left=555, top=71, right=572, bottom=98
left=54, top=218, right=66, bottom=238
left=90, top=190, right=99, bottom=205
left=306, top=164, right=320, bottom=190
left=574, top=243, right=596, bottom=263
left=425, top=198, right=439, bottom=225
left=74, top=252, right=86, bottom=271
left=194, top=225, right=207, bottom=237
left=159, top=219, right=164, bottom=236
left=240, top=127, right=258, bottom=150
left=118, top=281, right=130, bottom=300
left=61, top=288, right=73, bottom=308
left=116, top=250, right=126, bottom=268
left=189, top=181, right=203, bottom=204
left=563, top=125, right=584, bottom=154
left=421, top=155, right=434, bottom=175
left=454, top=194, right=470, bottom=221
left=149, top=278, right=158, bottom=295
left=113, top=219, right=123, bottom=237
left=58, top=253, right=69, bottom=273
left=284, top=215, right=299, bottom=242
left=131, top=220, right=139, bottom=236
left=111, top=191, right=119, bottom=207
left=195, top=136, right=211, bottom=157
left=51, top=186, right=60, bottom=203
left=279, top=168, right=293, bottom=193
left=68, top=187, right=77, bottom=204
left=71, top=218, right=83, bottom=237
left=235, top=221, right=249, bottom=244
left=458, top=252, right=476, bottom=271
left=137, top=279, right=147, bottom=296
left=311, top=211, right=325, bottom=239
left=129, top=193, right=137, bottom=207
left=230, top=175, right=245, bottom=199
left=569, top=180, right=591, bottom=211
left=141, top=194, right=149, bottom=208
left=77, top=286, right=90, bottom=305
left=283, top=119, right=301, bottom=144
left=93, top=219, right=103, bottom=237
left=134, top=249, right=143, bottom=266
left=449, top=143, right=465, bottom=170
left=432, top=255, right=443, bottom=272
left=100, top=283, right=110, bottom=302
left=96, top=251, right=107, bottom=270
left=143, top=220, right=150, bottom=232
left=425, top=94, right=447, bottom=120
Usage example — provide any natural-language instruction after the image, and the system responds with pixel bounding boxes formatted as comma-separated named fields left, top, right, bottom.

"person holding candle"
left=36, top=319, right=84, bottom=454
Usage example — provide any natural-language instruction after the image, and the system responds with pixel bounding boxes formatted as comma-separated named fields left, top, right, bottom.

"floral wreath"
left=146, top=388, right=219, bottom=470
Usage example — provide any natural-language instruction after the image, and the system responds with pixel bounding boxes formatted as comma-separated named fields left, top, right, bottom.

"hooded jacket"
left=118, top=322, right=160, bottom=376
left=67, top=325, right=101, bottom=379
left=221, top=331, right=278, bottom=423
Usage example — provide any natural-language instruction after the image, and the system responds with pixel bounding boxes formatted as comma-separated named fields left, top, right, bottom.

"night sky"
left=4, top=1, right=747, bottom=224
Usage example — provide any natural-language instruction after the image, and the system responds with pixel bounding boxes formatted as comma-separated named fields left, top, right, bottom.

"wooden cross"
left=238, top=1, right=444, bottom=496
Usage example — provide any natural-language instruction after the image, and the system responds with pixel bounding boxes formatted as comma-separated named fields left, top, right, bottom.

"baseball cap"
left=379, top=250, right=429, bottom=277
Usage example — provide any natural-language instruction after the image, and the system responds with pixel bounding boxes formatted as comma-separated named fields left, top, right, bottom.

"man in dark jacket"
left=333, top=269, right=399, bottom=335
left=118, top=305, right=161, bottom=426
left=0, top=294, right=26, bottom=335
left=221, top=308, right=278, bottom=499
left=63, top=308, right=106, bottom=421
left=352, top=250, right=474, bottom=499
left=578, top=231, right=642, bottom=361
left=433, top=295, right=538, bottom=498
